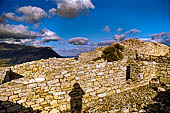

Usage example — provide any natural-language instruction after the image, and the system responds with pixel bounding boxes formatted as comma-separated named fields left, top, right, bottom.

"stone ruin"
left=0, top=39, right=170, bottom=112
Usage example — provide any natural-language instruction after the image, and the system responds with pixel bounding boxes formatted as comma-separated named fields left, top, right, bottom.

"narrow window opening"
left=126, top=66, right=131, bottom=81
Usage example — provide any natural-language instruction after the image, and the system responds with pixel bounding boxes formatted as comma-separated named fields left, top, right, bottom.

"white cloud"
left=0, top=23, right=40, bottom=39
left=149, top=32, right=170, bottom=46
left=117, top=27, right=123, bottom=34
left=48, top=8, right=57, bottom=18
left=113, top=28, right=141, bottom=41
left=2, top=12, right=21, bottom=22
left=103, top=26, right=110, bottom=32
left=40, top=28, right=62, bottom=43
left=113, top=34, right=126, bottom=41
left=0, top=6, right=47, bottom=27
left=17, top=6, right=47, bottom=23
left=91, top=40, right=116, bottom=46
left=50, top=0, right=95, bottom=18
left=0, top=23, right=62, bottom=46
left=125, top=29, right=141, bottom=34
left=57, top=46, right=96, bottom=56
left=68, top=37, right=89, bottom=45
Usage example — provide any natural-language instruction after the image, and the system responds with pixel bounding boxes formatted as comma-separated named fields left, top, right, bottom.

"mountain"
left=0, top=43, right=62, bottom=66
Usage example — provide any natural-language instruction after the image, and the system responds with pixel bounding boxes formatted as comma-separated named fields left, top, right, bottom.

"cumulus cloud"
left=113, top=28, right=141, bottom=41
left=103, top=26, right=110, bottom=32
left=40, top=28, right=62, bottom=43
left=0, top=23, right=40, bottom=39
left=113, top=34, right=126, bottom=41
left=0, top=6, right=47, bottom=27
left=57, top=46, right=96, bottom=56
left=58, top=39, right=116, bottom=56
left=150, top=32, right=170, bottom=40
left=149, top=32, right=170, bottom=46
left=0, top=38, right=37, bottom=45
left=117, top=28, right=123, bottom=34
left=50, top=0, right=95, bottom=18
left=68, top=37, right=89, bottom=45
left=0, top=23, right=62, bottom=46
left=125, top=29, right=141, bottom=34
left=0, top=23, right=41, bottom=45
left=138, top=38, right=153, bottom=42
left=91, top=40, right=116, bottom=46
left=1, top=12, right=21, bottom=22
left=48, top=8, right=57, bottom=18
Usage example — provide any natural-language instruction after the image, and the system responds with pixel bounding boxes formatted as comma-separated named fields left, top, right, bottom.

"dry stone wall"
left=0, top=57, right=156, bottom=112
left=78, top=39, right=170, bottom=63
left=0, top=67, right=10, bottom=84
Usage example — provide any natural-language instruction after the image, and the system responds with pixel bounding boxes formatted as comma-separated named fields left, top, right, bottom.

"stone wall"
left=0, top=67, right=10, bottom=84
left=78, top=39, right=170, bottom=63
left=136, top=53, right=170, bottom=63
left=0, top=56, right=156, bottom=112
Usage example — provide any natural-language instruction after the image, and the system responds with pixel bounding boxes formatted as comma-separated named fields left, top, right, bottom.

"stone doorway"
left=126, top=66, right=131, bottom=80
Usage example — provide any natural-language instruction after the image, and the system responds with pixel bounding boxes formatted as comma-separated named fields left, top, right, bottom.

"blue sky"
left=0, top=0, right=170, bottom=56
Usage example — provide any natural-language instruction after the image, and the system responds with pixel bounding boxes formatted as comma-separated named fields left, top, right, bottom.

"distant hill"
left=0, top=43, right=62, bottom=66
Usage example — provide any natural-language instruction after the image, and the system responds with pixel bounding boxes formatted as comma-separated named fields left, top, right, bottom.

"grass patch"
left=102, top=43, right=124, bottom=62
left=0, top=58, right=14, bottom=67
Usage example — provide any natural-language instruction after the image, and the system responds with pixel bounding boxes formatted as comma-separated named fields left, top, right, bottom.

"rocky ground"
left=84, top=79, right=170, bottom=113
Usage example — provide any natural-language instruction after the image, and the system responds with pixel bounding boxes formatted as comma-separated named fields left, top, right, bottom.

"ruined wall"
left=78, top=39, right=170, bottom=63
left=136, top=53, right=170, bottom=85
left=0, top=56, right=156, bottom=113
left=0, top=67, right=10, bottom=84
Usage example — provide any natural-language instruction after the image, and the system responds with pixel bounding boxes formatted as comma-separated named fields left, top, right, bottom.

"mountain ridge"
left=0, top=43, right=62, bottom=66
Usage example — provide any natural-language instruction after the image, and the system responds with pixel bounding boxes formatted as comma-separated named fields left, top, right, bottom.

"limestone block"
left=27, top=84, right=37, bottom=88
left=64, top=73, right=71, bottom=77
left=36, top=98, right=44, bottom=104
left=9, top=95, right=18, bottom=100
left=97, top=72, right=104, bottom=76
left=14, top=89, right=22, bottom=94
left=47, top=80, right=59, bottom=85
left=50, top=100, right=58, bottom=107
left=35, top=78, right=45, bottom=82
left=116, top=89, right=121, bottom=93
left=49, top=109, right=60, bottom=113
left=59, top=105, right=67, bottom=111
left=0, top=96, right=8, bottom=101
left=61, top=71, right=67, bottom=75
left=0, top=92, right=11, bottom=96
left=54, top=92, right=66, bottom=96
left=17, top=99, right=25, bottom=104
left=97, top=93, right=106, bottom=98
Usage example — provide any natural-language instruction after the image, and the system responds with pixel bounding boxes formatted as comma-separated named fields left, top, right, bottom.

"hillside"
left=0, top=43, right=62, bottom=66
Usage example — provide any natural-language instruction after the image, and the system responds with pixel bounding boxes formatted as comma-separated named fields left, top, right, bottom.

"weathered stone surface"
left=49, top=109, right=59, bottom=113
left=35, top=78, right=45, bottom=82
left=97, top=72, right=104, bottom=76
left=54, top=92, right=66, bottom=96
left=50, top=100, right=58, bottom=107
left=36, top=98, right=44, bottom=104
left=97, top=93, right=106, bottom=98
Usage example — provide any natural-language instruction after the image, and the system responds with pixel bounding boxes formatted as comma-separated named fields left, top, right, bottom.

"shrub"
left=102, top=43, right=124, bottom=62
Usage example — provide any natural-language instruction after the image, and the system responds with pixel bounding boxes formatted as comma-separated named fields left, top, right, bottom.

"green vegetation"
left=0, top=59, right=14, bottom=67
left=102, top=43, right=124, bottom=62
